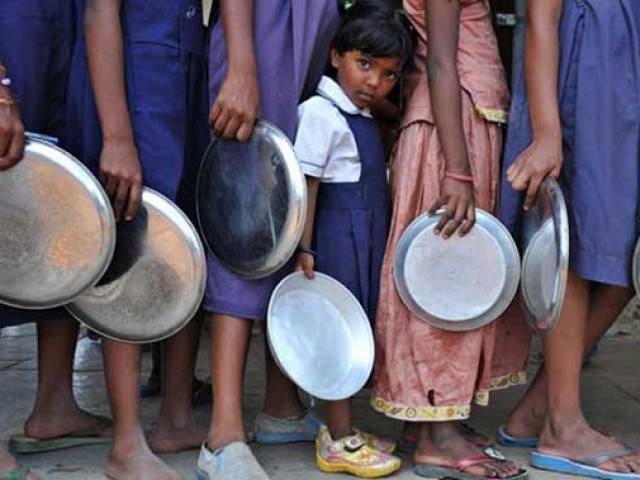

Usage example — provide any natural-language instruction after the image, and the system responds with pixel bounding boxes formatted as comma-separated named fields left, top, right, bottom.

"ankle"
left=542, top=412, right=588, bottom=440
left=207, top=431, right=246, bottom=452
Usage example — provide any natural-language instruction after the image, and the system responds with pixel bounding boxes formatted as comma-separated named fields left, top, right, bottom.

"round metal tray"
left=197, top=120, right=306, bottom=279
left=394, top=209, right=520, bottom=332
left=0, top=138, right=115, bottom=309
left=267, top=272, right=374, bottom=401
left=520, top=178, right=569, bottom=331
left=633, top=239, right=640, bottom=296
left=67, top=188, right=206, bottom=343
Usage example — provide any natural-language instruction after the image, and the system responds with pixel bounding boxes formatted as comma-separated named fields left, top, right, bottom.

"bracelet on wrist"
left=296, top=245, right=316, bottom=257
left=444, top=171, right=474, bottom=183
left=0, top=97, right=15, bottom=106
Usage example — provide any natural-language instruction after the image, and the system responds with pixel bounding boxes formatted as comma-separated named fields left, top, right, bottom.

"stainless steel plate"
left=633, top=239, right=640, bottom=296
left=197, top=120, right=306, bottom=279
left=0, top=138, right=115, bottom=309
left=267, top=272, right=374, bottom=401
left=67, top=188, right=206, bottom=343
left=394, top=209, right=520, bottom=332
left=520, top=178, right=569, bottom=331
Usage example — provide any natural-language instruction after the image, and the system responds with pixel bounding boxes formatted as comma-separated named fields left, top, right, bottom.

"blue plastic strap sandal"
left=531, top=447, right=640, bottom=479
left=497, top=426, right=539, bottom=448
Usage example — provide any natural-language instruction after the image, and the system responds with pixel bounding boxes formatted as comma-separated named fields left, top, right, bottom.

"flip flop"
left=497, top=425, right=539, bottom=448
left=415, top=455, right=529, bottom=479
left=9, top=417, right=113, bottom=454
left=0, top=464, right=34, bottom=480
left=531, top=448, right=640, bottom=479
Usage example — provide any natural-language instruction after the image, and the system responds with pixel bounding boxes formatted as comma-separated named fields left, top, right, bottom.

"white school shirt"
left=294, top=76, right=373, bottom=183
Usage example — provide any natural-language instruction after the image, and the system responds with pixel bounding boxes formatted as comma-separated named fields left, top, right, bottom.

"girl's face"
left=331, top=49, right=403, bottom=109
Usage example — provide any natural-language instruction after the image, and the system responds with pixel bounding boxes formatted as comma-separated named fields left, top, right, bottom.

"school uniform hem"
left=202, top=300, right=265, bottom=322
left=570, top=246, right=632, bottom=288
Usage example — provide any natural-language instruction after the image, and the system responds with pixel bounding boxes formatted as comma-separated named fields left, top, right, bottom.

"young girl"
left=499, top=1, right=640, bottom=478
left=197, top=1, right=340, bottom=479
left=293, top=4, right=412, bottom=477
left=372, top=1, right=528, bottom=479
left=65, top=0, right=209, bottom=478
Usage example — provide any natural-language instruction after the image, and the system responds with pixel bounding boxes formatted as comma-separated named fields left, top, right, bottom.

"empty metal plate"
left=197, top=120, right=306, bottom=279
left=0, top=138, right=115, bottom=309
left=267, top=272, right=374, bottom=401
left=633, top=239, right=640, bottom=296
left=520, top=178, right=569, bottom=331
left=66, top=188, right=206, bottom=343
left=394, top=209, right=520, bottom=332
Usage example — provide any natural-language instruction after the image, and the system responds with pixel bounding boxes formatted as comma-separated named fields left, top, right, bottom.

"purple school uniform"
left=0, top=0, right=74, bottom=328
left=313, top=112, right=390, bottom=322
left=66, top=0, right=209, bottom=207
left=204, top=0, right=340, bottom=320
left=500, top=0, right=640, bottom=287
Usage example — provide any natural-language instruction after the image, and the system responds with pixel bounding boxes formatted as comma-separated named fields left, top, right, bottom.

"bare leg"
left=207, top=313, right=251, bottom=451
left=24, top=315, right=112, bottom=439
left=148, top=314, right=207, bottom=453
left=262, top=337, right=305, bottom=419
left=327, top=400, right=351, bottom=439
left=505, top=281, right=633, bottom=439
left=538, top=271, right=640, bottom=473
left=415, top=422, right=521, bottom=479
left=103, top=339, right=180, bottom=480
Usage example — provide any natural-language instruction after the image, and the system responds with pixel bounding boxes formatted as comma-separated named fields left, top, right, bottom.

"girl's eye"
left=386, top=72, right=399, bottom=81
left=358, top=58, right=371, bottom=69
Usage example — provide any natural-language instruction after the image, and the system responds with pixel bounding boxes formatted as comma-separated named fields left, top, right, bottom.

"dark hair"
left=332, top=0, right=414, bottom=63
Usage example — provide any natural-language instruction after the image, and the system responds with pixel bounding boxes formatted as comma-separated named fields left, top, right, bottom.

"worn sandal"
left=415, top=455, right=529, bottom=480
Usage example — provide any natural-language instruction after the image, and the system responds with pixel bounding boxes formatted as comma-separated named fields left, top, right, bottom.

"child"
left=372, top=1, right=528, bottom=479
left=499, top=1, right=640, bottom=478
left=196, top=1, right=340, bottom=478
left=292, top=4, right=411, bottom=477
left=66, top=0, right=209, bottom=478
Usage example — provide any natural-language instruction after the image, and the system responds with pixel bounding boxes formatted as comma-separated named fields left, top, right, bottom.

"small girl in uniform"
left=293, top=3, right=412, bottom=477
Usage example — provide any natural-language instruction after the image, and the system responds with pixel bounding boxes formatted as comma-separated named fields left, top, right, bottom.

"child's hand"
left=209, top=69, right=260, bottom=142
left=507, top=136, right=562, bottom=210
left=294, top=252, right=315, bottom=280
left=99, top=139, right=143, bottom=222
left=430, top=177, right=475, bottom=238
left=0, top=90, right=25, bottom=171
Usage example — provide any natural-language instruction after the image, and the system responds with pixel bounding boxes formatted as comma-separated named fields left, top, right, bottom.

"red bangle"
left=444, top=171, right=474, bottom=183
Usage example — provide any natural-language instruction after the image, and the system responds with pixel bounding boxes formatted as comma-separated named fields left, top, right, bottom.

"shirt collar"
left=317, top=76, right=373, bottom=118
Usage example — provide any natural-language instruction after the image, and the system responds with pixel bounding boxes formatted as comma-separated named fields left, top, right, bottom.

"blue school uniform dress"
left=500, top=0, right=640, bottom=287
left=294, top=76, right=390, bottom=321
left=204, top=0, right=340, bottom=321
left=66, top=0, right=209, bottom=208
left=0, top=0, right=74, bottom=328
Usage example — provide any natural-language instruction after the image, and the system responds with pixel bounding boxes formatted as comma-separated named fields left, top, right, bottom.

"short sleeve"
left=294, top=97, right=339, bottom=179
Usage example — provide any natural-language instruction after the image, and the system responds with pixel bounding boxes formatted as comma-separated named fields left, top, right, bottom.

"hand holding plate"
left=294, top=251, right=315, bottom=280
left=99, top=139, right=143, bottom=222
left=430, top=177, right=475, bottom=238
left=0, top=84, right=25, bottom=171
left=209, top=69, right=260, bottom=142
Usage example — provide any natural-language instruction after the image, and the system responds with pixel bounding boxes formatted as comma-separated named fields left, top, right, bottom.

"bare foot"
left=539, top=418, right=640, bottom=474
left=0, top=440, right=37, bottom=480
left=401, top=421, right=493, bottom=448
left=415, top=422, right=523, bottom=479
left=148, top=416, right=208, bottom=453
left=24, top=406, right=112, bottom=440
left=504, top=404, right=545, bottom=440
left=107, top=433, right=181, bottom=480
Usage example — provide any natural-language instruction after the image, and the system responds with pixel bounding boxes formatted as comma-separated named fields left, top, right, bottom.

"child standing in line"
left=293, top=4, right=411, bottom=477
left=499, top=1, right=640, bottom=478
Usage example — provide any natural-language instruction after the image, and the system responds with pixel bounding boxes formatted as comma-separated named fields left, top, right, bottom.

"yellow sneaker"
left=316, top=426, right=402, bottom=478
left=354, top=428, right=396, bottom=454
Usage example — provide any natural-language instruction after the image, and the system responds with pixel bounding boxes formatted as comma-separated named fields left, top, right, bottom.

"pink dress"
left=372, top=0, right=530, bottom=422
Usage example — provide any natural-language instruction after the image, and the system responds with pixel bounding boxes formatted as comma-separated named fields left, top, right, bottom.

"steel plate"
left=0, top=138, right=115, bottom=309
left=520, top=178, right=569, bottom=331
left=267, top=272, right=374, bottom=401
left=394, top=209, right=520, bottom=332
left=197, top=120, right=306, bottom=279
left=633, top=239, right=640, bottom=296
left=66, top=188, right=206, bottom=343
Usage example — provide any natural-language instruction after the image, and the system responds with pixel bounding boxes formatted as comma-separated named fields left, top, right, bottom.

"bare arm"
left=425, top=0, right=474, bottom=237
left=85, top=0, right=142, bottom=221
left=294, top=176, right=320, bottom=279
left=507, top=0, right=563, bottom=210
left=209, top=0, right=260, bottom=141
left=0, top=62, right=25, bottom=170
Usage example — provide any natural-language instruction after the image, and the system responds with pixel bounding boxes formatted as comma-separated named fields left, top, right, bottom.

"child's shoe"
left=196, top=442, right=270, bottom=480
left=255, top=411, right=320, bottom=444
left=354, top=428, right=396, bottom=454
left=316, top=425, right=402, bottom=478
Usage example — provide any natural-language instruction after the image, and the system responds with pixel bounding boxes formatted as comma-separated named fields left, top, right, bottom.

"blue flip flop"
left=497, top=426, right=539, bottom=448
left=531, top=448, right=640, bottom=479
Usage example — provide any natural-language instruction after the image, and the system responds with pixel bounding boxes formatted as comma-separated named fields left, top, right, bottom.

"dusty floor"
left=1, top=303, right=639, bottom=480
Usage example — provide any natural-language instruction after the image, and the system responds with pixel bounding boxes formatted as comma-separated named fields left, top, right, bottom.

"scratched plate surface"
left=0, top=139, right=115, bottom=309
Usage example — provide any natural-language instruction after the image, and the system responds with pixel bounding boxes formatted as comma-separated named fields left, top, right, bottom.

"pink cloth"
left=372, top=0, right=529, bottom=422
